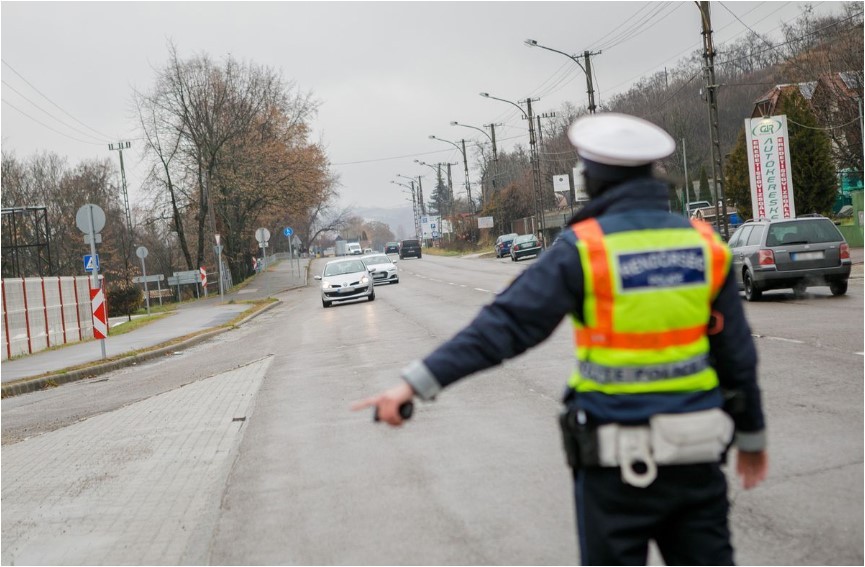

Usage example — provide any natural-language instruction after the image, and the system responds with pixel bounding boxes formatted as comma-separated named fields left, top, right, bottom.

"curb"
left=1, top=300, right=282, bottom=399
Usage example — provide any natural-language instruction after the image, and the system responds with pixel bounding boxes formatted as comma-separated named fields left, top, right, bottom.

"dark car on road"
left=385, top=241, right=400, bottom=254
left=728, top=214, right=851, bottom=301
left=494, top=233, right=518, bottom=258
left=510, top=234, right=542, bottom=262
left=399, top=239, right=422, bottom=259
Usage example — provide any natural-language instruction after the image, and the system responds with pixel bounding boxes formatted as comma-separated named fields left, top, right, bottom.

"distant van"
left=347, top=243, right=363, bottom=255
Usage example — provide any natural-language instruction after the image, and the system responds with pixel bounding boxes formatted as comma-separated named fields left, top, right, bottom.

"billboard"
left=745, top=115, right=796, bottom=220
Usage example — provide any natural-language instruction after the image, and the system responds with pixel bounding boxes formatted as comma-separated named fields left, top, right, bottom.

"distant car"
left=510, top=234, right=542, bottom=262
left=728, top=214, right=851, bottom=301
left=385, top=242, right=400, bottom=254
left=494, top=233, right=518, bottom=258
left=363, top=247, right=373, bottom=254
left=362, top=253, right=399, bottom=285
left=347, top=243, right=363, bottom=255
left=313, top=258, right=375, bottom=308
left=399, top=239, right=422, bottom=259
left=687, top=201, right=713, bottom=215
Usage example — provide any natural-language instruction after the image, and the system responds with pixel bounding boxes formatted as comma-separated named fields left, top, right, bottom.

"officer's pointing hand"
left=351, top=381, right=415, bottom=426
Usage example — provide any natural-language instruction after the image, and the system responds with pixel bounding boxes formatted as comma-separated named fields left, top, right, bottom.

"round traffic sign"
left=255, top=227, right=271, bottom=243
left=136, top=246, right=149, bottom=259
left=75, top=204, right=106, bottom=234
left=284, top=227, right=293, bottom=237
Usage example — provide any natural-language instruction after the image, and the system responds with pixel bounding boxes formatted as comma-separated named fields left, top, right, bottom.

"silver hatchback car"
left=314, top=258, right=375, bottom=308
left=728, top=215, right=851, bottom=301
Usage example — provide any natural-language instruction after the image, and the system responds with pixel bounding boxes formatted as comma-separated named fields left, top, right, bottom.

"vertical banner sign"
left=745, top=115, right=796, bottom=220
left=90, top=287, right=108, bottom=339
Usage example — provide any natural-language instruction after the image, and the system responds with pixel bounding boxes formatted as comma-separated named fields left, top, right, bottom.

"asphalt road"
left=2, top=252, right=862, bottom=565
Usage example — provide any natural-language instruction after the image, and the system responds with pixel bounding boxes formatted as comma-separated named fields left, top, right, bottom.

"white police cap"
left=568, top=113, right=675, bottom=166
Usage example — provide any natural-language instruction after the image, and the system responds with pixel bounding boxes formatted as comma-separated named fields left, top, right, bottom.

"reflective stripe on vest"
left=569, top=218, right=730, bottom=395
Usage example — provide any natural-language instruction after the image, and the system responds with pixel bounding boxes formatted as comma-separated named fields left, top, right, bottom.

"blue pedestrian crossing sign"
left=284, top=227, right=293, bottom=237
left=84, top=254, right=100, bottom=272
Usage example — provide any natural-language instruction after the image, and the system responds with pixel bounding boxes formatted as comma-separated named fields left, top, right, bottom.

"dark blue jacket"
left=410, top=178, right=765, bottom=449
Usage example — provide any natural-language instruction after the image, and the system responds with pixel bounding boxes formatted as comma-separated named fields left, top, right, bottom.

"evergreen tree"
left=698, top=166, right=710, bottom=203
left=724, top=128, right=753, bottom=219
left=784, top=92, right=837, bottom=215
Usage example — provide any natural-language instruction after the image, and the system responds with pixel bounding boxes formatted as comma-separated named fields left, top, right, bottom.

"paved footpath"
left=1, top=256, right=309, bottom=389
left=1, top=356, right=272, bottom=565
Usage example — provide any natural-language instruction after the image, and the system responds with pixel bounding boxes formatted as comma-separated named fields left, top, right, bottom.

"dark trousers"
left=573, top=463, right=734, bottom=566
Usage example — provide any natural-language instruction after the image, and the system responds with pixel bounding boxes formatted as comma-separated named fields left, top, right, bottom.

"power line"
left=1, top=58, right=116, bottom=140
left=1, top=98, right=105, bottom=145
left=1, top=79, right=106, bottom=143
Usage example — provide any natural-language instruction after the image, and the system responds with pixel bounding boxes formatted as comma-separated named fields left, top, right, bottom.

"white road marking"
left=474, top=288, right=490, bottom=293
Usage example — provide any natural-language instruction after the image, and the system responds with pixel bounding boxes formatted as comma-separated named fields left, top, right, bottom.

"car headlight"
left=321, top=281, right=332, bottom=289
left=361, top=276, right=369, bottom=284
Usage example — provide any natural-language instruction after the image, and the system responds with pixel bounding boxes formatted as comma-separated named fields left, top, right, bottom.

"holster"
left=558, top=409, right=600, bottom=470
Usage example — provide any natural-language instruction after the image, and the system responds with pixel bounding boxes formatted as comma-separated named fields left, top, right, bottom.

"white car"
left=362, top=253, right=399, bottom=285
left=314, top=258, right=375, bottom=308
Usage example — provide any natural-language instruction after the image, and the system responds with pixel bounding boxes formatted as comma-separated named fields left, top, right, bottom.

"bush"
left=106, top=282, right=142, bottom=318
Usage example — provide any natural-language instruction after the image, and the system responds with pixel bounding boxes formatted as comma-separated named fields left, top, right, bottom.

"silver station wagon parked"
left=314, top=258, right=375, bottom=308
left=728, top=215, right=851, bottom=301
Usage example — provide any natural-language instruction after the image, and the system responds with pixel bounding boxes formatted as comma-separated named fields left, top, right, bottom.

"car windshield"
left=765, top=219, right=843, bottom=246
left=363, top=255, right=390, bottom=265
left=323, top=260, right=365, bottom=276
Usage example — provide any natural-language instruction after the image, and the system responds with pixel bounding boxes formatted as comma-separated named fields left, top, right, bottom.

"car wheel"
left=743, top=270, right=762, bottom=301
left=394, top=278, right=399, bottom=284
left=829, top=279, right=848, bottom=296
left=792, top=280, right=807, bottom=298
left=368, top=289, right=375, bottom=301
left=322, top=299, right=331, bottom=308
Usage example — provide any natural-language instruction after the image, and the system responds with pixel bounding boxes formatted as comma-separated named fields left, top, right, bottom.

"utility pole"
left=485, top=123, right=499, bottom=208
left=459, top=139, right=474, bottom=214
left=584, top=50, right=599, bottom=114
left=699, top=1, right=729, bottom=238
left=682, top=138, right=691, bottom=215
left=417, top=175, right=426, bottom=215
left=109, top=141, right=133, bottom=283
left=525, top=98, right=545, bottom=237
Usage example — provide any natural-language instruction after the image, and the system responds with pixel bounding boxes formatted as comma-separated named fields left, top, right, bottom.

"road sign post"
left=77, top=204, right=107, bottom=359
left=284, top=227, right=296, bottom=276
left=136, top=246, right=151, bottom=315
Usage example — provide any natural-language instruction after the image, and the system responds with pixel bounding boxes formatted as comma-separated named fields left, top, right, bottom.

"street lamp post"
left=393, top=176, right=421, bottom=240
left=451, top=121, right=500, bottom=209
left=479, top=92, right=546, bottom=237
left=429, top=135, right=474, bottom=215
left=415, top=159, right=457, bottom=216
left=524, top=39, right=600, bottom=114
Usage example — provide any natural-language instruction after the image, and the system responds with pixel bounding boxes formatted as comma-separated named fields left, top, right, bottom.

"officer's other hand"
left=351, top=382, right=414, bottom=427
left=736, top=450, right=768, bottom=489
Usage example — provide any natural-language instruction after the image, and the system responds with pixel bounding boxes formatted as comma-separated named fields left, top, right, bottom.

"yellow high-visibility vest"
left=569, top=218, right=731, bottom=395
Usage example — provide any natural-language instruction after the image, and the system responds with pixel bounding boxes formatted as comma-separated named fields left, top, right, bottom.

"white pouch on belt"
left=650, top=408, right=734, bottom=465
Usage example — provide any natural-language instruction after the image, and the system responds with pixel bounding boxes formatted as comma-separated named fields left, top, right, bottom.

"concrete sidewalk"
left=1, top=256, right=310, bottom=397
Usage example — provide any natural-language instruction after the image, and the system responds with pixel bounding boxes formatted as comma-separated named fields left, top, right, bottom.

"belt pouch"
left=650, top=408, right=734, bottom=465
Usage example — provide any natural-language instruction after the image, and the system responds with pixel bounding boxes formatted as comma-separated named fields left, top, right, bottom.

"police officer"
left=353, top=113, right=768, bottom=565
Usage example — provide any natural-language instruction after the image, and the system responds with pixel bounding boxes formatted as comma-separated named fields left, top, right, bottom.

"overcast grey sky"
left=1, top=1, right=848, bottom=218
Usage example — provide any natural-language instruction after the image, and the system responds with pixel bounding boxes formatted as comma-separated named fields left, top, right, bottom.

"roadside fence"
left=1, top=276, right=97, bottom=361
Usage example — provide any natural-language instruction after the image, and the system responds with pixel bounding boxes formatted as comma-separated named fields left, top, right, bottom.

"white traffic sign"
left=136, top=246, right=149, bottom=259
left=255, top=227, right=271, bottom=243
left=75, top=204, right=106, bottom=234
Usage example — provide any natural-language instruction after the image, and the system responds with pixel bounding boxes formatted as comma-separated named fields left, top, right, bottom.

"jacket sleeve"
left=402, top=240, right=585, bottom=400
left=708, top=269, right=767, bottom=452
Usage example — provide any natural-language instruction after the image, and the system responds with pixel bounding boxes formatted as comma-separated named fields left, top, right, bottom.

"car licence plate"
left=339, top=286, right=354, bottom=293
left=792, top=251, right=824, bottom=261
